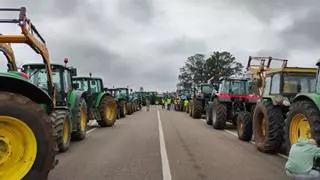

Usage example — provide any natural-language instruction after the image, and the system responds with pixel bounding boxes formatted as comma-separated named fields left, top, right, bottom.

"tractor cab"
left=22, top=63, right=77, bottom=107
left=197, top=83, right=214, bottom=99
left=108, top=88, right=129, bottom=102
left=263, top=68, right=316, bottom=105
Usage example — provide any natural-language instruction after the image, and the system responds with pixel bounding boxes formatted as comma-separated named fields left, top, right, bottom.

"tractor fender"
left=67, top=90, right=86, bottom=129
left=292, top=93, right=320, bottom=110
left=262, top=95, right=290, bottom=107
left=0, top=75, right=53, bottom=112
left=95, top=92, right=112, bottom=108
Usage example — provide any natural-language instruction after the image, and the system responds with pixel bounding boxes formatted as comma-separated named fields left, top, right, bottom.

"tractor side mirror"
left=70, top=68, right=77, bottom=77
left=130, top=89, right=133, bottom=92
left=73, top=83, right=79, bottom=90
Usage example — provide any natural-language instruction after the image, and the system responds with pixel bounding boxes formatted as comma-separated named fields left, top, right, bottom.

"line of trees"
left=177, top=51, right=244, bottom=90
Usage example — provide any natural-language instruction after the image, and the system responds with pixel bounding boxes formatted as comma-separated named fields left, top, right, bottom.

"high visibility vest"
left=167, top=98, right=172, bottom=104
left=184, top=100, right=189, bottom=107
left=162, top=98, right=165, bottom=104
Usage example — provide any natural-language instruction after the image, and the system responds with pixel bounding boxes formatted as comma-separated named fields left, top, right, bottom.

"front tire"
left=284, top=100, right=320, bottom=154
left=72, top=98, right=88, bottom=141
left=206, top=102, right=213, bottom=125
left=192, top=99, right=202, bottom=119
left=0, top=92, right=56, bottom=180
left=237, top=111, right=253, bottom=141
left=52, top=110, right=71, bottom=153
left=253, top=101, right=283, bottom=153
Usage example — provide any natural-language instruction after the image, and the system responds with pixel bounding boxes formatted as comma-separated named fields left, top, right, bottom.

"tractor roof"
left=220, top=77, right=248, bottom=81
left=266, top=67, right=317, bottom=75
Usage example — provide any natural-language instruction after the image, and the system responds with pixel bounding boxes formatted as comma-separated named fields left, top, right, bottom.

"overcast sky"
left=0, top=0, right=319, bottom=92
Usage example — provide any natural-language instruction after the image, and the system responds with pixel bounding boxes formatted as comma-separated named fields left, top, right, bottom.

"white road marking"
left=86, top=128, right=97, bottom=135
left=224, top=130, right=238, bottom=137
left=157, top=110, right=172, bottom=180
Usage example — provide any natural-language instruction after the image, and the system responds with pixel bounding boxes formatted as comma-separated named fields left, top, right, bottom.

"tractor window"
left=264, top=76, right=271, bottom=95
left=73, top=79, right=89, bottom=91
left=283, top=74, right=316, bottom=94
left=317, top=71, right=320, bottom=94
left=271, top=73, right=281, bottom=94
left=90, top=80, right=99, bottom=93
left=219, top=81, right=230, bottom=93
left=201, top=85, right=213, bottom=94
left=26, top=67, right=62, bottom=93
left=230, top=80, right=247, bottom=95
left=63, top=69, right=72, bottom=92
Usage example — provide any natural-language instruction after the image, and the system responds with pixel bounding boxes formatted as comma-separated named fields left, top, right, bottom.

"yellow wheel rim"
left=124, top=106, right=127, bottom=115
left=62, top=119, right=70, bottom=144
left=290, top=113, right=311, bottom=144
left=0, top=116, right=37, bottom=180
left=105, top=104, right=116, bottom=121
left=80, top=106, right=87, bottom=131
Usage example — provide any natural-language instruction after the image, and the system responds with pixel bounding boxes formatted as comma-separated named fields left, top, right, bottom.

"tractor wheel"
left=119, top=101, right=127, bottom=118
left=237, top=111, right=253, bottom=141
left=127, top=102, right=133, bottom=115
left=0, top=92, right=56, bottom=180
left=72, top=98, right=88, bottom=141
left=192, top=99, right=202, bottom=119
left=98, top=96, right=117, bottom=127
left=253, top=101, right=283, bottom=153
left=52, top=110, right=71, bottom=153
left=284, top=100, right=320, bottom=154
left=206, top=102, right=213, bottom=125
left=212, top=99, right=227, bottom=130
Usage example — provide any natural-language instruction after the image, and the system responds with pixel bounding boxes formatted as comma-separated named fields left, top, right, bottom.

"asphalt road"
left=48, top=107, right=288, bottom=180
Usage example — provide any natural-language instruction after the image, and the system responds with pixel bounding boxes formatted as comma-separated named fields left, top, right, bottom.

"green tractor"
left=284, top=59, right=320, bottom=154
left=247, top=56, right=317, bottom=154
left=106, top=88, right=134, bottom=118
left=72, top=75, right=117, bottom=127
left=189, top=83, right=214, bottom=119
left=23, top=61, right=89, bottom=153
left=0, top=7, right=56, bottom=179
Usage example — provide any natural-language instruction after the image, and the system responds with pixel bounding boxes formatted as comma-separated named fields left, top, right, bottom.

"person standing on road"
left=166, top=97, right=172, bottom=110
left=161, top=98, right=165, bottom=110
left=285, top=138, right=320, bottom=179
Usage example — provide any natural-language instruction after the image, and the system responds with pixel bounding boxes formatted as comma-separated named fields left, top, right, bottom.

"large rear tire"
left=192, top=99, right=202, bottom=119
left=206, top=102, right=213, bottom=125
left=253, top=101, right=283, bottom=153
left=284, top=100, right=320, bottom=154
left=237, top=111, right=253, bottom=141
left=119, top=101, right=126, bottom=118
left=52, top=110, right=71, bottom=153
left=126, top=102, right=133, bottom=115
left=98, top=96, right=117, bottom=127
left=72, top=98, right=88, bottom=141
left=189, top=101, right=193, bottom=117
left=0, top=92, right=56, bottom=180
left=212, top=99, right=227, bottom=130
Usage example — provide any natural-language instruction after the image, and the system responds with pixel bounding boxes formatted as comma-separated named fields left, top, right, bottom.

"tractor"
left=72, top=75, right=117, bottom=127
left=189, top=83, right=214, bottom=119
left=23, top=60, right=89, bottom=153
left=283, top=59, right=320, bottom=154
left=246, top=56, right=317, bottom=154
left=0, top=7, right=56, bottom=179
left=208, top=77, right=258, bottom=130
left=105, top=88, right=132, bottom=118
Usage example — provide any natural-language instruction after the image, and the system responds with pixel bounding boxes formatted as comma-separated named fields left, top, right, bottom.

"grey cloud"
left=117, top=0, right=155, bottom=23
left=156, top=36, right=207, bottom=55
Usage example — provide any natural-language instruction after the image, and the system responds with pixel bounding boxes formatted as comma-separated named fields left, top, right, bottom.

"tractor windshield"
left=201, top=85, right=213, bottom=94
left=220, top=80, right=248, bottom=95
left=25, top=67, right=62, bottom=93
left=283, top=73, right=316, bottom=94
left=73, top=79, right=89, bottom=91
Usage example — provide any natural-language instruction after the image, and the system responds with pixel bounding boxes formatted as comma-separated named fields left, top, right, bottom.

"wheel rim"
left=0, top=116, right=37, bottom=180
left=238, top=121, right=244, bottom=136
left=62, top=119, right=70, bottom=144
left=80, top=105, right=87, bottom=132
left=105, top=104, right=115, bottom=121
left=262, top=117, right=267, bottom=137
left=290, top=113, right=311, bottom=144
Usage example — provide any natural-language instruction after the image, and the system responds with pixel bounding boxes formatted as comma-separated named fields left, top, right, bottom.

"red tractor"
left=208, top=77, right=259, bottom=134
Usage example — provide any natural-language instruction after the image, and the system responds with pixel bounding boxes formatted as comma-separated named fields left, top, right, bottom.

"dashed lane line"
left=157, top=110, right=172, bottom=180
